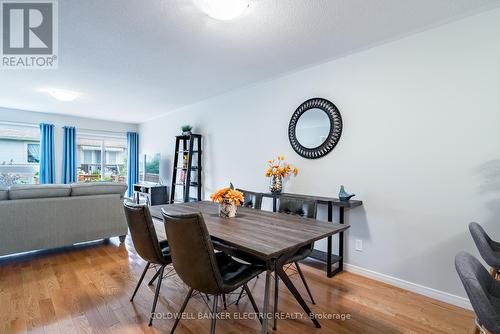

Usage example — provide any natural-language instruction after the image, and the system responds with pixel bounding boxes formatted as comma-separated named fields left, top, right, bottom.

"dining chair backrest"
left=161, top=210, right=223, bottom=295
left=123, top=202, right=167, bottom=265
left=237, top=189, right=263, bottom=209
left=278, top=196, right=317, bottom=219
left=455, top=251, right=500, bottom=333
left=469, top=222, right=499, bottom=268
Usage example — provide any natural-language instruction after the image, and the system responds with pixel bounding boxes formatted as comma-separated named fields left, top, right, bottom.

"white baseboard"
left=343, top=263, right=472, bottom=310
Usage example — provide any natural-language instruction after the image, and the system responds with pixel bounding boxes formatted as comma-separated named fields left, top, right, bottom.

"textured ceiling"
left=0, top=0, right=498, bottom=123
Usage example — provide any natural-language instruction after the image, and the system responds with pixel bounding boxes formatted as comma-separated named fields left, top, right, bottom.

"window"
left=83, top=150, right=92, bottom=164
left=96, top=150, right=102, bottom=164
left=27, top=143, right=40, bottom=163
left=77, top=134, right=127, bottom=183
left=104, top=139, right=127, bottom=183
left=107, top=151, right=117, bottom=164
left=0, top=123, right=40, bottom=187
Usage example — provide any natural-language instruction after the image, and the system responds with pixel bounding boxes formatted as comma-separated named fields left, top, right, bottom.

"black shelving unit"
left=170, top=134, right=202, bottom=203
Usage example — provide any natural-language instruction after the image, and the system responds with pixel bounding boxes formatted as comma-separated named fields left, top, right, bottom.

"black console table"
left=133, top=183, right=169, bottom=206
left=262, top=192, right=363, bottom=277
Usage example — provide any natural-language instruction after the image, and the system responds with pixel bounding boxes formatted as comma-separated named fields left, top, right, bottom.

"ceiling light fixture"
left=40, top=88, right=80, bottom=102
left=192, top=0, right=250, bottom=21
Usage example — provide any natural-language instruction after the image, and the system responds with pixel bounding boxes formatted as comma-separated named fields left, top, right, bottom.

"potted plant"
left=265, top=155, right=298, bottom=193
left=210, top=183, right=244, bottom=218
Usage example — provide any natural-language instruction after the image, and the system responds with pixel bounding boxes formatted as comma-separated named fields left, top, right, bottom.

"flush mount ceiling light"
left=192, top=0, right=250, bottom=20
left=40, top=88, right=80, bottom=102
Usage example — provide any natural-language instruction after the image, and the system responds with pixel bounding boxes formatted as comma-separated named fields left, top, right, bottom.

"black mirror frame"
left=288, top=98, right=342, bottom=159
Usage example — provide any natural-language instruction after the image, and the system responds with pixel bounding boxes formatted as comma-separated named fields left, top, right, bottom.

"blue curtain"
left=127, top=132, right=139, bottom=197
left=62, top=126, right=77, bottom=184
left=39, top=123, right=55, bottom=184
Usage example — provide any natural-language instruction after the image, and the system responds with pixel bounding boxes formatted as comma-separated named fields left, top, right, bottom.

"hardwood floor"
left=0, top=236, right=475, bottom=334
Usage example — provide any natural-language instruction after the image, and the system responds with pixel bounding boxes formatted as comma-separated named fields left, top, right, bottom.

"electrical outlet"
left=355, top=239, right=363, bottom=251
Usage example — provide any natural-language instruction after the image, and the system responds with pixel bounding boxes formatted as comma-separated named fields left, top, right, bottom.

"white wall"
left=0, top=107, right=138, bottom=183
left=140, top=8, right=500, bottom=301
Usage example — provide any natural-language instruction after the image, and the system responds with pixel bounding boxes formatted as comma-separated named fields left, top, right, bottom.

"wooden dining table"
left=149, top=201, right=350, bottom=333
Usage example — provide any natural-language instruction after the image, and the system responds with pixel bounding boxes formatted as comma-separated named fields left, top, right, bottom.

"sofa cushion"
left=71, top=182, right=127, bottom=198
left=0, top=187, right=8, bottom=200
left=9, top=184, right=71, bottom=200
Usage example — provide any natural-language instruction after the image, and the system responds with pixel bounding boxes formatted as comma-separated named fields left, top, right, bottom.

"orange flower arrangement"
left=210, top=183, right=244, bottom=206
left=265, top=155, right=298, bottom=178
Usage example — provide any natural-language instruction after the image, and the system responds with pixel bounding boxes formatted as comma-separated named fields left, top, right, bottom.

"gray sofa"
left=0, top=182, right=128, bottom=257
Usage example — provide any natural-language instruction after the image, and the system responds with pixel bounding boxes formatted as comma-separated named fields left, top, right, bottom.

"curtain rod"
left=78, top=128, right=128, bottom=135
left=0, top=120, right=132, bottom=136
left=0, top=120, right=39, bottom=128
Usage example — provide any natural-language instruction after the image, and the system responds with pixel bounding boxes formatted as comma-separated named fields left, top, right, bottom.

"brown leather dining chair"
left=237, top=189, right=263, bottom=209
left=161, top=209, right=264, bottom=334
left=274, top=196, right=317, bottom=329
left=123, top=202, right=172, bottom=326
left=213, top=189, right=264, bottom=308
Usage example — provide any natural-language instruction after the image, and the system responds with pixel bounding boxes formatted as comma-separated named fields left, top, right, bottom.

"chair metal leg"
left=295, top=261, right=315, bottom=304
left=222, top=294, right=227, bottom=310
left=235, top=287, right=245, bottom=305
left=148, top=268, right=162, bottom=286
left=243, top=284, right=262, bottom=325
left=149, top=265, right=165, bottom=326
left=210, top=294, right=219, bottom=334
left=475, top=317, right=486, bottom=334
left=131, top=262, right=150, bottom=302
left=276, top=262, right=320, bottom=328
left=273, top=273, right=279, bottom=330
left=170, top=288, right=193, bottom=334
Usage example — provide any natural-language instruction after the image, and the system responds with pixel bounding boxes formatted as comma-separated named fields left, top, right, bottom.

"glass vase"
left=219, top=199, right=237, bottom=218
left=269, top=175, right=283, bottom=194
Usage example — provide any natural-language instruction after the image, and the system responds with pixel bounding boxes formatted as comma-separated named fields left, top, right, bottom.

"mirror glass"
left=295, top=108, right=331, bottom=148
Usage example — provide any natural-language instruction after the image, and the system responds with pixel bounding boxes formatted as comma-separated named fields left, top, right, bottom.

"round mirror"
left=295, top=108, right=331, bottom=149
left=289, top=98, right=342, bottom=159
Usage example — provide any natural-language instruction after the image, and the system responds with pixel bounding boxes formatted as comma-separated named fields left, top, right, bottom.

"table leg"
left=326, top=202, right=333, bottom=277
left=339, top=207, right=344, bottom=272
left=275, top=257, right=321, bottom=328
left=327, top=236, right=332, bottom=277
left=273, top=273, right=279, bottom=330
left=261, top=270, right=271, bottom=334
left=328, top=202, right=333, bottom=222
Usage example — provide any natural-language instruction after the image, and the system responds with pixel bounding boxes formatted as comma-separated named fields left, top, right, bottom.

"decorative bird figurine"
left=339, top=185, right=355, bottom=201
